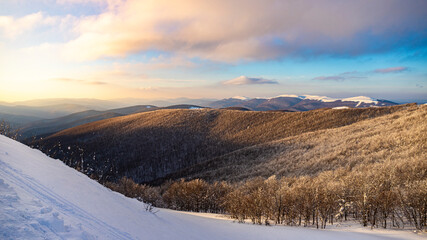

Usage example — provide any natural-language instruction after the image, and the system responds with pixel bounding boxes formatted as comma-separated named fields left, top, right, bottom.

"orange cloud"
left=60, top=0, right=427, bottom=62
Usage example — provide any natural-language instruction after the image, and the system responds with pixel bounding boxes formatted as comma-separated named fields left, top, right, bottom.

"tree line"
left=0, top=120, right=20, bottom=140
left=105, top=157, right=426, bottom=231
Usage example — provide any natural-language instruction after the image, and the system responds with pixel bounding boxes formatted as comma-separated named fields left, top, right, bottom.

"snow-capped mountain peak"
left=270, top=94, right=379, bottom=104
left=273, top=94, right=299, bottom=98
left=231, top=96, right=251, bottom=100
left=210, top=94, right=395, bottom=111
left=298, top=95, right=338, bottom=102
left=341, top=96, right=378, bottom=104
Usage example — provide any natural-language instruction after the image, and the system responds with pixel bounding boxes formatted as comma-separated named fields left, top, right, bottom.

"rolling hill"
left=18, top=105, right=157, bottom=140
left=0, top=103, right=97, bottom=119
left=166, top=104, right=426, bottom=182
left=0, top=112, right=43, bottom=128
left=18, top=105, right=206, bottom=140
left=35, top=104, right=411, bottom=183
left=18, top=111, right=124, bottom=140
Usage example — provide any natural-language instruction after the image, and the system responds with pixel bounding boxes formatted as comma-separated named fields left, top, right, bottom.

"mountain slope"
left=0, top=103, right=96, bottom=119
left=37, top=104, right=410, bottom=183
left=18, top=105, right=157, bottom=140
left=19, top=110, right=123, bottom=139
left=4, top=136, right=420, bottom=240
left=18, top=105, right=206, bottom=140
left=167, top=104, right=426, bottom=182
left=3, top=135, right=422, bottom=240
left=0, top=112, right=43, bottom=128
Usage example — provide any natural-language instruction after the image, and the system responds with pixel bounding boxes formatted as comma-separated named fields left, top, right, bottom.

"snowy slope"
left=0, top=135, right=423, bottom=240
left=298, top=95, right=338, bottom=102
left=281, top=95, right=379, bottom=104
left=231, top=96, right=251, bottom=100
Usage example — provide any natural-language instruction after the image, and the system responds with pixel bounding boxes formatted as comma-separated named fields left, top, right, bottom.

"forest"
left=105, top=155, right=426, bottom=230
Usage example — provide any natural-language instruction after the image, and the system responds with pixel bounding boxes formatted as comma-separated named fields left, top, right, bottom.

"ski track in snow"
left=0, top=160, right=132, bottom=240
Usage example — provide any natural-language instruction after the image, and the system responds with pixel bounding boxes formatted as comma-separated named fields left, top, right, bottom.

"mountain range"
left=208, top=95, right=396, bottom=111
left=0, top=94, right=401, bottom=158
left=17, top=105, right=204, bottom=140
left=34, top=104, right=413, bottom=183
left=1, top=94, right=397, bottom=130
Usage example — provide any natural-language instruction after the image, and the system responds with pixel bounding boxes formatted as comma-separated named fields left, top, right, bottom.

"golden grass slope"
left=50, top=104, right=410, bottom=145
left=170, top=104, right=426, bottom=182
left=39, top=104, right=416, bottom=183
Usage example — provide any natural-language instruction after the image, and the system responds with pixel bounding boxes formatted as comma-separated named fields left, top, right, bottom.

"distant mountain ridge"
left=1, top=94, right=398, bottom=136
left=17, top=104, right=205, bottom=140
left=208, top=95, right=397, bottom=111
left=0, top=103, right=95, bottom=119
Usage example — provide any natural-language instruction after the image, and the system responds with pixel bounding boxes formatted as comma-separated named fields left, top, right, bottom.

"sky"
left=0, top=0, right=426, bottom=103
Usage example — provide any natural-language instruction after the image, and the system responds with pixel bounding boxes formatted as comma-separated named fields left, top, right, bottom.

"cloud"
left=222, top=76, right=278, bottom=85
left=59, top=0, right=427, bottom=62
left=89, top=81, right=108, bottom=85
left=313, top=71, right=366, bottom=81
left=0, top=12, right=56, bottom=38
left=313, top=76, right=347, bottom=81
left=374, top=66, right=408, bottom=74
left=56, top=0, right=123, bottom=9
left=314, top=66, right=411, bottom=81
left=51, top=78, right=108, bottom=85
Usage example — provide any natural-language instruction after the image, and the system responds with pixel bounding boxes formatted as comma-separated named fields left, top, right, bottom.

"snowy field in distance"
left=0, top=135, right=424, bottom=240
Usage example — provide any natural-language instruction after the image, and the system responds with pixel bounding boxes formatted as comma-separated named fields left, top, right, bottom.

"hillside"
left=0, top=103, right=96, bottom=119
left=167, top=104, right=427, bottom=182
left=0, top=112, right=43, bottom=128
left=18, top=105, right=157, bottom=140
left=18, top=104, right=206, bottom=140
left=36, top=104, right=411, bottom=183
left=2, top=135, right=421, bottom=240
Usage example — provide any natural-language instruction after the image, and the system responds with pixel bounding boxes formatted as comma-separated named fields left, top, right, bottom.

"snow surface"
left=0, top=135, right=424, bottom=240
left=267, top=94, right=379, bottom=104
left=231, top=96, right=251, bottom=100
left=298, top=95, right=338, bottom=102
left=189, top=107, right=203, bottom=110
left=274, top=94, right=300, bottom=98
left=341, top=96, right=378, bottom=104
left=332, top=106, right=350, bottom=109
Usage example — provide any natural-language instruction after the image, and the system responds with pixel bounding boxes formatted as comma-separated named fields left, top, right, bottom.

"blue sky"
left=0, top=0, right=426, bottom=103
